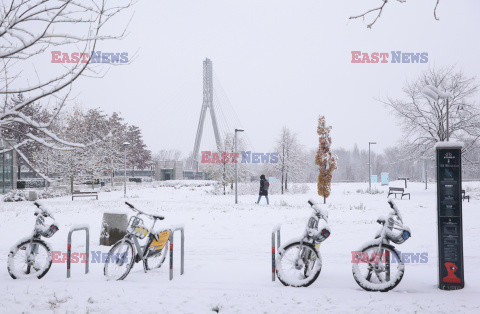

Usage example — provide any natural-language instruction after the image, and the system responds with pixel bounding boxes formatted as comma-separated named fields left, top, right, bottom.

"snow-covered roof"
left=434, top=141, right=463, bottom=149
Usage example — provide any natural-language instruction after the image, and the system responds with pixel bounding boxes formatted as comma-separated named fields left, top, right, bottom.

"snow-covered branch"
left=349, top=0, right=440, bottom=28
left=0, top=0, right=136, bottom=180
left=383, top=66, right=480, bottom=159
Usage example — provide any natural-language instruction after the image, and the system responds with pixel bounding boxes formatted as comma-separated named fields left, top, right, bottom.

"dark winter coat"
left=259, top=175, right=268, bottom=196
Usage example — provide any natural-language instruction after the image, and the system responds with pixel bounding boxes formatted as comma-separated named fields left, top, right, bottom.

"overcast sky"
left=66, top=0, right=480, bottom=156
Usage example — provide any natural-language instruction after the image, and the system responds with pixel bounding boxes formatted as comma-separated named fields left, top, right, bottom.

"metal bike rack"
left=168, top=224, right=185, bottom=280
left=272, top=224, right=281, bottom=281
left=67, top=225, right=90, bottom=278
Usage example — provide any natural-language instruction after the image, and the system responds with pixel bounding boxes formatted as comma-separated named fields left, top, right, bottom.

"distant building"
left=0, top=143, right=18, bottom=193
left=155, top=160, right=183, bottom=181
left=183, top=170, right=207, bottom=180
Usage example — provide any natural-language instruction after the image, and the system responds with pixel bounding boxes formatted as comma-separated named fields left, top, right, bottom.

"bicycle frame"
left=119, top=210, right=167, bottom=263
left=295, top=207, right=330, bottom=267
left=367, top=210, right=408, bottom=281
left=368, top=220, right=392, bottom=281
left=352, top=200, right=411, bottom=291
left=28, top=215, right=44, bottom=252
left=24, top=203, right=56, bottom=271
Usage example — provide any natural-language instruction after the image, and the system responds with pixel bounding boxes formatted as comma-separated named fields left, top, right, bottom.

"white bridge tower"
left=189, top=58, right=222, bottom=171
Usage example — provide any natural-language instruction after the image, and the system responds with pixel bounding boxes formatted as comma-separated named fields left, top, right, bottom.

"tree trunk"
left=285, top=173, right=288, bottom=192
left=323, top=195, right=326, bottom=204
left=281, top=171, right=284, bottom=194
left=70, top=175, right=74, bottom=194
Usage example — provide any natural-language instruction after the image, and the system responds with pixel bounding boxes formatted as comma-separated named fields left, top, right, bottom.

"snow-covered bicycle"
left=7, top=201, right=59, bottom=279
left=352, top=199, right=411, bottom=292
left=275, top=199, right=331, bottom=287
left=104, top=202, right=170, bottom=280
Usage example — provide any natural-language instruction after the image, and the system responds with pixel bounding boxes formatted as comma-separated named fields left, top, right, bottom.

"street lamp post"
left=0, top=138, right=5, bottom=194
left=234, top=128, right=244, bottom=204
left=422, top=85, right=452, bottom=141
left=123, top=142, right=130, bottom=198
left=368, top=142, right=376, bottom=193
left=424, top=158, right=428, bottom=190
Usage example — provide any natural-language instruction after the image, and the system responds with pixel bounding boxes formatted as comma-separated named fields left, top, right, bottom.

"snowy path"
left=1, top=182, right=479, bottom=313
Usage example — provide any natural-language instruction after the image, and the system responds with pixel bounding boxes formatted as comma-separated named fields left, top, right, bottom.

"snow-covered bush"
left=356, top=187, right=383, bottom=194
left=209, top=182, right=230, bottom=195
left=350, top=203, right=366, bottom=211
left=2, top=188, right=69, bottom=201
left=210, top=181, right=309, bottom=196
left=154, top=180, right=216, bottom=189
left=37, top=188, right=69, bottom=199
left=2, top=190, right=27, bottom=202
left=290, top=183, right=310, bottom=194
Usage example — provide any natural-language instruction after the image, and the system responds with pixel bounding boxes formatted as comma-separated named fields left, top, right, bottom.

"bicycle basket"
left=36, top=220, right=59, bottom=238
left=315, top=228, right=331, bottom=243
left=128, top=216, right=149, bottom=239
left=387, top=226, right=411, bottom=244
left=307, top=218, right=331, bottom=243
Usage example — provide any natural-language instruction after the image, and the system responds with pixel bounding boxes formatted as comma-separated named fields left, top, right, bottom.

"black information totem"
left=436, top=144, right=464, bottom=290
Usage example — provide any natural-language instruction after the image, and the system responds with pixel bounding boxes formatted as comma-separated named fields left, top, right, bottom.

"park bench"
left=72, top=190, right=98, bottom=201
left=462, top=190, right=470, bottom=202
left=387, top=187, right=410, bottom=200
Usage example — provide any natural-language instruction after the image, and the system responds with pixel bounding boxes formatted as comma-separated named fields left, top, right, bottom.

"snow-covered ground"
left=1, top=181, right=480, bottom=313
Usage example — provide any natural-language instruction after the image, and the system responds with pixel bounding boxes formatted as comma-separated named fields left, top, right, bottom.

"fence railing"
left=271, top=224, right=281, bottom=281
left=67, top=225, right=90, bottom=278
left=168, top=224, right=185, bottom=280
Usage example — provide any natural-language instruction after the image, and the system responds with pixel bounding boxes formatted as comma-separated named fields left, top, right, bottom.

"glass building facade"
left=1, top=151, right=14, bottom=193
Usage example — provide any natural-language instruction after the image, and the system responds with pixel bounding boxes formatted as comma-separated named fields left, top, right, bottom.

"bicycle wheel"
left=144, top=242, right=169, bottom=271
left=276, top=241, right=322, bottom=287
left=104, top=239, right=135, bottom=280
left=352, top=244, right=404, bottom=292
left=7, top=239, right=52, bottom=279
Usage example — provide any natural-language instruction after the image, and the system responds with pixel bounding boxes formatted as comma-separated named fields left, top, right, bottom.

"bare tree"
left=202, top=133, right=247, bottom=195
left=382, top=66, right=480, bottom=158
left=349, top=0, right=442, bottom=29
left=269, top=127, right=306, bottom=194
left=0, top=0, right=134, bottom=180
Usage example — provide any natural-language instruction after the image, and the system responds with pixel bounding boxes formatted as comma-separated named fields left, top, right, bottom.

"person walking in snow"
left=256, top=174, right=269, bottom=205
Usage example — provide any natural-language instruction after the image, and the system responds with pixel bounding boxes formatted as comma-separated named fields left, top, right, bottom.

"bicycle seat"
left=152, top=215, right=164, bottom=220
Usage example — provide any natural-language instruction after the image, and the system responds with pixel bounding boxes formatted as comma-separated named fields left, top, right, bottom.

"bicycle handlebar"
left=124, top=202, right=164, bottom=220
left=387, top=199, right=403, bottom=223
left=125, top=201, right=143, bottom=214
left=125, top=201, right=135, bottom=209
left=306, top=199, right=329, bottom=222
left=34, top=201, right=53, bottom=218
